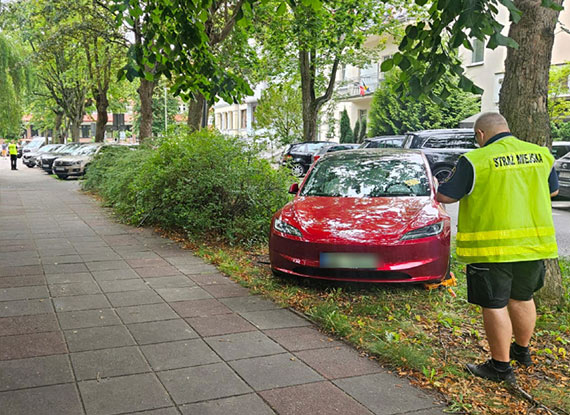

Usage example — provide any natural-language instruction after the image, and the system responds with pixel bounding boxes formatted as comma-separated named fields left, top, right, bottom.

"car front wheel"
left=291, top=164, right=305, bottom=177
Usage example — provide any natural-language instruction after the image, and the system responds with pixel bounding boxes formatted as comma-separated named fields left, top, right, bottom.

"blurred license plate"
left=320, top=253, right=378, bottom=269
left=54, top=167, right=64, bottom=171
left=560, top=171, right=570, bottom=179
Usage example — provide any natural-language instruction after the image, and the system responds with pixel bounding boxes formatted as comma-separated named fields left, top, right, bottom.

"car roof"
left=366, top=135, right=406, bottom=141
left=406, top=128, right=473, bottom=136
left=321, top=148, right=425, bottom=162
left=553, top=141, right=570, bottom=145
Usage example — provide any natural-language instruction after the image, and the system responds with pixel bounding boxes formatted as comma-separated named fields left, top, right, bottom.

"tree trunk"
left=54, top=111, right=64, bottom=144
left=94, top=93, right=109, bottom=143
left=138, top=78, right=156, bottom=141
left=70, top=120, right=81, bottom=142
left=299, top=49, right=318, bottom=141
left=499, top=0, right=564, bottom=306
left=187, top=94, right=206, bottom=131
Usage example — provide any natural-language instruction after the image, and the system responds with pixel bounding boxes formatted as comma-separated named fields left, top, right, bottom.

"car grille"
left=54, top=161, right=74, bottom=166
left=292, top=266, right=412, bottom=280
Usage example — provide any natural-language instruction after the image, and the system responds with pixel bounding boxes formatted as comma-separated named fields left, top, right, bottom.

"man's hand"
left=551, top=190, right=559, bottom=198
left=436, top=192, right=458, bottom=204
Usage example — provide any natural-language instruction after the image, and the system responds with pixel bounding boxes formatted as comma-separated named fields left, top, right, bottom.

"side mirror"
left=288, top=183, right=299, bottom=194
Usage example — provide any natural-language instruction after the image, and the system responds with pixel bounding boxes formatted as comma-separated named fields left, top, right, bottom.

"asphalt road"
left=445, top=200, right=570, bottom=257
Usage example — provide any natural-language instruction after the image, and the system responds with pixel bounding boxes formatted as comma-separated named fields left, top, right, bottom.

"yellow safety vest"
left=8, top=143, right=17, bottom=155
left=456, top=136, right=558, bottom=263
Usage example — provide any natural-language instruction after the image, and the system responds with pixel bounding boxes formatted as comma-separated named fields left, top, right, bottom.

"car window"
left=422, top=134, right=456, bottom=149
left=75, top=145, right=100, bottom=156
left=300, top=157, right=430, bottom=198
left=552, top=145, right=570, bottom=159
left=305, top=143, right=328, bottom=153
left=290, top=144, right=307, bottom=154
left=403, top=134, right=424, bottom=149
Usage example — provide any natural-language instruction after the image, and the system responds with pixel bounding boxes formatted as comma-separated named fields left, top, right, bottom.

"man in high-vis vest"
left=436, top=112, right=559, bottom=384
left=8, top=141, right=18, bottom=170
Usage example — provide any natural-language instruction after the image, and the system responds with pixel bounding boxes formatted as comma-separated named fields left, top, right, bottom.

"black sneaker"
left=466, top=360, right=516, bottom=384
left=510, top=343, right=533, bottom=367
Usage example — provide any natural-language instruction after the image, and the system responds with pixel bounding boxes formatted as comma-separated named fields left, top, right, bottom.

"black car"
left=402, top=129, right=477, bottom=181
left=552, top=141, right=570, bottom=159
left=360, top=135, right=406, bottom=149
left=554, top=153, right=570, bottom=198
left=281, top=141, right=333, bottom=177
left=311, top=143, right=360, bottom=164
left=39, top=143, right=83, bottom=174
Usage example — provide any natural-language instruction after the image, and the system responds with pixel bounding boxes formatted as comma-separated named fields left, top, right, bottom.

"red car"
left=270, top=149, right=451, bottom=283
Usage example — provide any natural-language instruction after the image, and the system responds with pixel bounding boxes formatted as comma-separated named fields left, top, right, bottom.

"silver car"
left=53, top=144, right=103, bottom=179
left=23, top=144, right=63, bottom=168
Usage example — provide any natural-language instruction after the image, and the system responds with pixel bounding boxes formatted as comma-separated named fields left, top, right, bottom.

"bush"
left=83, top=130, right=293, bottom=245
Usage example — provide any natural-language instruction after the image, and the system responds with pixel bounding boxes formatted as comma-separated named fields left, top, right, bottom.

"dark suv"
left=403, top=129, right=477, bottom=181
left=281, top=141, right=333, bottom=177
left=360, top=135, right=406, bottom=149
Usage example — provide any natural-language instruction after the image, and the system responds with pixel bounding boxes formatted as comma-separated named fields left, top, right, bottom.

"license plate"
left=320, top=253, right=378, bottom=269
left=560, top=171, right=570, bottom=179
left=54, top=167, right=64, bottom=171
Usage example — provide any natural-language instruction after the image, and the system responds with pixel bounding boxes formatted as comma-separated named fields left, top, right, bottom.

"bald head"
left=473, top=112, right=510, bottom=146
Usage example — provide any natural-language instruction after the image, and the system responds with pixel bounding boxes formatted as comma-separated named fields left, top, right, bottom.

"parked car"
left=52, top=143, right=104, bottom=179
left=281, top=141, right=333, bottom=177
left=23, top=144, right=63, bottom=168
left=402, top=128, right=477, bottom=182
left=360, top=135, right=406, bottom=149
left=39, top=143, right=83, bottom=174
left=554, top=152, right=570, bottom=198
left=311, top=143, right=360, bottom=164
left=270, top=149, right=451, bottom=283
left=22, top=137, right=48, bottom=155
left=552, top=141, right=570, bottom=159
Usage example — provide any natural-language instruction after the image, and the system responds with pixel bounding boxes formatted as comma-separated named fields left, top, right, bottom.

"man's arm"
left=435, top=157, right=474, bottom=204
left=549, top=168, right=559, bottom=198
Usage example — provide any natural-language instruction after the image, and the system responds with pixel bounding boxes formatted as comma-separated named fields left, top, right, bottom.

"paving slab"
left=53, top=294, right=111, bottom=312
left=0, top=383, right=84, bottom=415
left=220, top=296, right=281, bottom=313
left=157, top=363, right=252, bottom=405
left=65, top=325, right=135, bottom=352
left=202, top=284, right=251, bottom=298
left=99, top=278, right=149, bottom=293
left=106, top=289, right=163, bottom=307
left=127, top=319, right=198, bottom=345
left=79, top=373, right=172, bottom=415
left=57, top=308, right=122, bottom=330
left=43, top=263, right=88, bottom=275
left=143, top=275, right=195, bottom=289
left=155, top=286, right=212, bottom=302
left=45, top=272, right=94, bottom=284
left=85, top=260, right=130, bottom=272
left=294, top=346, right=383, bottom=379
left=0, top=331, right=68, bottom=360
left=186, top=314, right=256, bottom=337
left=116, top=303, right=179, bottom=324
left=49, top=281, right=102, bottom=297
left=136, top=266, right=182, bottom=278
left=170, top=298, right=232, bottom=318
left=260, top=381, right=373, bottom=415
left=127, top=258, right=170, bottom=268
left=71, top=346, right=151, bottom=380
left=141, top=339, right=220, bottom=371
left=240, top=309, right=312, bottom=330
left=0, top=275, right=46, bottom=288
left=179, top=393, right=275, bottom=415
left=0, top=286, right=49, bottom=302
left=0, top=313, right=60, bottom=336
left=186, top=272, right=234, bottom=286
left=91, top=268, right=140, bottom=282
left=333, top=373, right=445, bottom=415
left=0, top=298, right=53, bottom=317
left=231, top=354, right=323, bottom=392
left=205, top=331, right=285, bottom=361
left=265, top=327, right=342, bottom=352
left=0, top=354, right=74, bottom=391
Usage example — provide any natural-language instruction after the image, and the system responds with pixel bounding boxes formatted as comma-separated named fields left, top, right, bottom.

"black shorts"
left=466, top=260, right=545, bottom=309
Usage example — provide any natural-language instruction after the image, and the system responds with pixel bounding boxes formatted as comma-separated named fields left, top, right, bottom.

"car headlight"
left=273, top=218, right=303, bottom=238
left=401, top=221, right=444, bottom=240
left=73, top=161, right=82, bottom=166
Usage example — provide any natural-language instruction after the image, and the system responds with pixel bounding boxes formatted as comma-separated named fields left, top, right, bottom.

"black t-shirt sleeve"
left=437, top=156, right=474, bottom=200
left=549, top=167, right=559, bottom=193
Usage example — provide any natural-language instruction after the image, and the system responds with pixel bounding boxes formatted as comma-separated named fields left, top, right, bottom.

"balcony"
left=336, top=76, right=380, bottom=98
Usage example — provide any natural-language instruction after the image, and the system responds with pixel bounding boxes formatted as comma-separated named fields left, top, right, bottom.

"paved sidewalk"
left=0, top=157, right=446, bottom=415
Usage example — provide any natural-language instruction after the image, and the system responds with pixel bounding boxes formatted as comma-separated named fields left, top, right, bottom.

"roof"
left=366, top=135, right=406, bottom=141
left=406, top=128, right=473, bottom=136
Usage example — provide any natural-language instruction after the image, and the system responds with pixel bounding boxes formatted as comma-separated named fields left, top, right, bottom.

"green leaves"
left=541, top=0, right=564, bottom=11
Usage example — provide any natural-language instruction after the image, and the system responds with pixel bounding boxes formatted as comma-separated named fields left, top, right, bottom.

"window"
left=81, top=125, right=91, bottom=139
left=241, top=109, right=247, bottom=129
left=251, top=104, right=258, bottom=124
left=422, top=134, right=477, bottom=149
left=494, top=73, right=504, bottom=103
left=472, top=38, right=485, bottom=64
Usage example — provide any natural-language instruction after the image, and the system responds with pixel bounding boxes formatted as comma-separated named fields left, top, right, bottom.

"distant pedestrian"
left=1, top=142, right=7, bottom=158
left=436, top=112, right=559, bottom=384
left=8, top=141, right=18, bottom=170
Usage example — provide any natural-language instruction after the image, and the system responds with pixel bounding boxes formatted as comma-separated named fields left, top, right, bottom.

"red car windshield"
left=300, top=157, right=430, bottom=198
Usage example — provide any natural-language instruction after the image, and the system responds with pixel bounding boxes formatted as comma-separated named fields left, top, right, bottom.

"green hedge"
left=83, top=130, right=293, bottom=245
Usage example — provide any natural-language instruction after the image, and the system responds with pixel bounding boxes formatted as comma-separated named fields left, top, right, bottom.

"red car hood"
left=283, top=196, right=441, bottom=244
